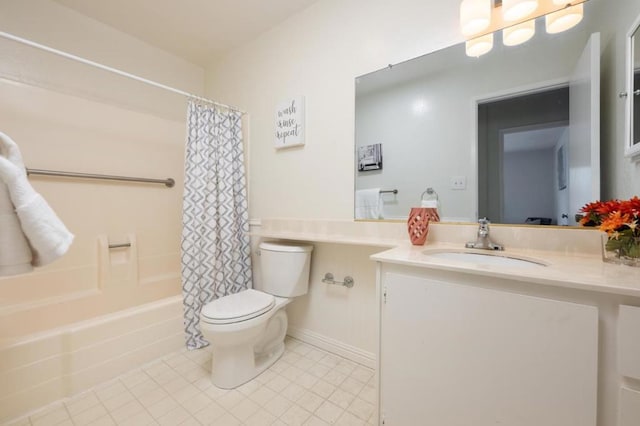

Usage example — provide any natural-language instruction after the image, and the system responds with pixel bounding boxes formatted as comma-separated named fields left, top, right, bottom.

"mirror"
left=354, top=3, right=601, bottom=226
left=626, top=15, right=640, bottom=157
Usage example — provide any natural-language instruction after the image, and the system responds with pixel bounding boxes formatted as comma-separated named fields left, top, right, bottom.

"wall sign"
left=275, top=96, right=305, bottom=149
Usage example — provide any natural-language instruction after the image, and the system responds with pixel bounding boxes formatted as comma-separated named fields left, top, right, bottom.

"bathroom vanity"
left=372, top=244, right=640, bottom=426
left=252, top=218, right=640, bottom=426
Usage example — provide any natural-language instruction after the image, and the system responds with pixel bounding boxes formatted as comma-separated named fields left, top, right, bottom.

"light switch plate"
left=451, top=176, right=466, bottom=190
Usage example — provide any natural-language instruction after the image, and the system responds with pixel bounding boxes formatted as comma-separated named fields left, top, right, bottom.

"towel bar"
left=26, top=168, right=175, bottom=188
left=108, top=243, right=131, bottom=249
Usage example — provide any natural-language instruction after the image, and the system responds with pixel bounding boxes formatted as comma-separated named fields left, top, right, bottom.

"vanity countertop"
left=371, top=242, right=640, bottom=298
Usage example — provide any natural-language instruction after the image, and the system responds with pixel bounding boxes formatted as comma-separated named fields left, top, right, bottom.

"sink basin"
left=422, top=250, right=547, bottom=268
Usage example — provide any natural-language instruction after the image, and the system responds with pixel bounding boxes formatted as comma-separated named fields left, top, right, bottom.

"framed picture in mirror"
left=357, top=143, right=383, bottom=171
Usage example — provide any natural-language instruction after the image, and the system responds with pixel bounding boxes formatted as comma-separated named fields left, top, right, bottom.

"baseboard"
left=286, top=326, right=376, bottom=369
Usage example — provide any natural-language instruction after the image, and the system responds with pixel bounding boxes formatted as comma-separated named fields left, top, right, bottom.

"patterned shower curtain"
left=181, top=100, right=252, bottom=350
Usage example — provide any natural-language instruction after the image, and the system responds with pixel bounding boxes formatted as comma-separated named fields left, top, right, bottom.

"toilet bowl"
left=199, top=241, right=313, bottom=389
left=200, top=289, right=290, bottom=389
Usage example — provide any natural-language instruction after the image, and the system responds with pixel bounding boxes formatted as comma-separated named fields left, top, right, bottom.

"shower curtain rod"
left=0, top=31, right=246, bottom=114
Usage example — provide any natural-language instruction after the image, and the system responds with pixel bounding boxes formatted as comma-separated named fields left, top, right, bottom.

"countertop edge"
left=370, top=243, right=640, bottom=298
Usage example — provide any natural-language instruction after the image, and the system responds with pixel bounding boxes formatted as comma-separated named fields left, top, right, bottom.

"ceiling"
left=503, top=126, right=567, bottom=153
left=52, top=0, right=321, bottom=66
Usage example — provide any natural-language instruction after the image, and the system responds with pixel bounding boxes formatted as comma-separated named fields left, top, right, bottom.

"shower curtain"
left=181, top=100, right=252, bottom=350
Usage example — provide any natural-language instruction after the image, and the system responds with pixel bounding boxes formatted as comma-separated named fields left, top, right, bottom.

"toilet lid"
left=201, top=289, right=275, bottom=324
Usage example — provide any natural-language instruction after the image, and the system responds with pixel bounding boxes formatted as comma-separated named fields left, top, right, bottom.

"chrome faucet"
left=465, top=218, right=504, bottom=250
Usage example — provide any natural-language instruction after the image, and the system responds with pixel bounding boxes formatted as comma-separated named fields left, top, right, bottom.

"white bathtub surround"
left=0, top=296, right=184, bottom=424
left=8, top=337, right=376, bottom=426
left=181, top=101, right=252, bottom=350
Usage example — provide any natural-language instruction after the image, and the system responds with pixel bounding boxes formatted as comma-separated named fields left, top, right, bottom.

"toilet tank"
left=258, top=241, right=313, bottom=297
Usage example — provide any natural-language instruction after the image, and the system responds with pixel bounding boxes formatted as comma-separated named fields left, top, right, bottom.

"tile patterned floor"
left=9, top=338, right=377, bottom=426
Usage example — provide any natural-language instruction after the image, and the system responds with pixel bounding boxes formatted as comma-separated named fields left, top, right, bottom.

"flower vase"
left=407, top=207, right=439, bottom=246
left=601, top=233, right=640, bottom=267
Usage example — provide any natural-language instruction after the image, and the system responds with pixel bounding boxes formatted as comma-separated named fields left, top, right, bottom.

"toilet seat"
left=201, top=289, right=275, bottom=325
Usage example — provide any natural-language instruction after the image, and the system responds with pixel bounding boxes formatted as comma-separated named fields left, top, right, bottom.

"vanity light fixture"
left=503, top=20, right=536, bottom=46
left=461, top=0, right=587, bottom=57
left=502, top=0, right=539, bottom=22
left=545, top=3, right=583, bottom=34
left=460, top=0, right=492, bottom=36
left=466, top=33, right=494, bottom=57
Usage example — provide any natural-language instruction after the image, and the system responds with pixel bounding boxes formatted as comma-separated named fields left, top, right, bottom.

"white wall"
left=503, top=148, right=556, bottom=224
left=205, top=0, right=462, bottom=220
left=200, top=0, right=456, bottom=362
left=205, top=0, right=638, bottom=361
left=0, top=0, right=204, bottom=94
left=597, top=0, right=640, bottom=199
left=205, top=0, right=463, bottom=359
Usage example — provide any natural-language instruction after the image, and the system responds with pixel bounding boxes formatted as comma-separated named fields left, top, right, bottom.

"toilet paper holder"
left=322, top=273, right=354, bottom=288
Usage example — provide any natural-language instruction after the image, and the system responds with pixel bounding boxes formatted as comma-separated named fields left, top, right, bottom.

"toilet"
left=199, top=241, right=313, bottom=389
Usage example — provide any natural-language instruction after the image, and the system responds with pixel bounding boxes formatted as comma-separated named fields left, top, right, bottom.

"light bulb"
left=466, top=33, right=494, bottom=57
left=546, top=3, right=583, bottom=34
left=503, top=20, right=536, bottom=46
left=502, top=0, right=539, bottom=22
left=460, top=0, right=492, bottom=36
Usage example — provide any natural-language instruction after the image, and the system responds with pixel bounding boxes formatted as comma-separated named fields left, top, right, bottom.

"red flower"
left=600, top=211, right=634, bottom=235
left=619, top=196, right=640, bottom=217
left=579, top=197, right=639, bottom=228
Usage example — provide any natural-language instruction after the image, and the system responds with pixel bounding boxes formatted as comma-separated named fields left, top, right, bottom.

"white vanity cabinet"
left=618, top=305, right=640, bottom=426
left=377, top=265, right=599, bottom=426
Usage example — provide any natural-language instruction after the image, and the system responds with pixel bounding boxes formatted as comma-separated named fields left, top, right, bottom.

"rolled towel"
left=0, top=133, right=74, bottom=267
left=0, top=183, right=33, bottom=276
left=14, top=193, right=75, bottom=266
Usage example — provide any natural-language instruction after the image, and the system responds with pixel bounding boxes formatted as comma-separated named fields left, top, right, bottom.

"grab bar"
left=108, top=243, right=131, bottom=249
left=26, top=168, right=175, bottom=188
left=322, top=273, right=354, bottom=288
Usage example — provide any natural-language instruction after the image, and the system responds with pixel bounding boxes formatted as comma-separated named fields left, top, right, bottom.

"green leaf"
left=627, top=241, right=640, bottom=258
left=605, top=238, right=625, bottom=251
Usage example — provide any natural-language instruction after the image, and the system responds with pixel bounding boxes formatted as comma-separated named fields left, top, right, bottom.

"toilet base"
left=208, top=308, right=289, bottom=389
left=211, top=341, right=285, bottom=389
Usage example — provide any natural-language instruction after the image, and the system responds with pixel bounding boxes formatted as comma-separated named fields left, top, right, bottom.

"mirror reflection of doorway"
left=501, top=123, right=569, bottom=225
left=478, top=33, right=599, bottom=226
left=478, top=86, right=570, bottom=225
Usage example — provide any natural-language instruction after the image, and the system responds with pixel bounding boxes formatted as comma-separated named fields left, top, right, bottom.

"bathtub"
left=0, top=295, right=185, bottom=423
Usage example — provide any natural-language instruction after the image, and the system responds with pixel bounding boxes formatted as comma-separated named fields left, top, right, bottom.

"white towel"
left=421, top=200, right=438, bottom=208
left=14, top=193, right=75, bottom=266
left=0, top=132, right=74, bottom=268
left=355, top=188, right=383, bottom=219
left=0, top=182, right=33, bottom=276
